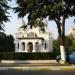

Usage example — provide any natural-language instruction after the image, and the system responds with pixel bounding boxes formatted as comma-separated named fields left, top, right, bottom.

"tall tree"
left=0, top=32, right=15, bottom=52
left=14, top=0, right=75, bottom=63
left=0, top=0, right=11, bottom=31
left=53, top=36, right=73, bottom=53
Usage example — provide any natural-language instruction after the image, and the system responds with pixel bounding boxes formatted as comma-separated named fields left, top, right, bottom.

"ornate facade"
left=15, top=19, right=53, bottom=52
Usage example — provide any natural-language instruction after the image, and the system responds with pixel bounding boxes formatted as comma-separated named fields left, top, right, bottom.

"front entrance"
left=27, top=42, right=33, bottom=52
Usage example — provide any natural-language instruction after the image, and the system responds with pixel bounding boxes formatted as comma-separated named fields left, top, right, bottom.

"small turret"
left=18, top=18, right=27, bottom=31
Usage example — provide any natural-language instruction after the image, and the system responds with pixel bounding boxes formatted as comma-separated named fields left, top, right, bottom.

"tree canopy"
left=14, top=0, right=75, bottom=41
left=14, top=0, right=75, bottom=62
left=0, top=0, right=11, bottom=31
left=53, top=35, right=74, bottom=53
left=14, top=0, right=75, bottom=23
left=0, top=32, right=15, bottom=52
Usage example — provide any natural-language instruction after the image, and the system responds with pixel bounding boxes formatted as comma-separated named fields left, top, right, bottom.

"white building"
left=15, top=19, right=53, bottom=52
left=68, top=26, right=75, bottom=38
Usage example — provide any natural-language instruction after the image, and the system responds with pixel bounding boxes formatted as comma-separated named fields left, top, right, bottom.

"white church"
left=14, top=19, right=53, bottom=52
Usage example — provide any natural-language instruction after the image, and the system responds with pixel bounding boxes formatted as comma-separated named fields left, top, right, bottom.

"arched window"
left=45, top=43, right=46, bottom=49
left=35, top=42, right=39, bottom=52
left=22, top=42, right=25, bottom=51
left=18, top=43, right=19, bottom=49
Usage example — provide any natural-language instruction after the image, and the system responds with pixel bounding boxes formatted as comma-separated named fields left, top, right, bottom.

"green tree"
left=53, top=34, right=75, bottom=54
left=14, top=0, right=75, bottom=63
left=65, top=36, right=73, bottom=50
left=53, top=38, right=60, bottom=53
left=6, top=35, right=15, bottom=52
left=28, top=18, right=47, bottom=32
left=53, top=36, right=73, bottom=53
left=0, top=32, right=15, bottom=52
left=69, top=39, right=75, bottom=52
left=0, top=0, right=11, bottom=31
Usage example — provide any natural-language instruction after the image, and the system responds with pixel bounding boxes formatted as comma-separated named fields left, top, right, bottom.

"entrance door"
left=27, top=42, right=33, bottom=52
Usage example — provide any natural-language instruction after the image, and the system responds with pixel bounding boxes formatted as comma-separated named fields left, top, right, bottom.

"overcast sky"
left=4, top=0, right=75, bottom=39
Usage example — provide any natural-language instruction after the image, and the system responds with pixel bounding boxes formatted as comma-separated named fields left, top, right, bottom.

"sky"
left=4, top=0, right=75, bottom=39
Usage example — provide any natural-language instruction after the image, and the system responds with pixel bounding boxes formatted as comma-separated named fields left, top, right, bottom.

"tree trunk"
left=54, top=16, right=66, bottom=63
left=60, top=36, right=66, bottom=63
left=59, top=22, right=66, bottom=64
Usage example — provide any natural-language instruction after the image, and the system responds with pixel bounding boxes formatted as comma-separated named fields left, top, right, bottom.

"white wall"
left=15, top=26, right=53, bottom=52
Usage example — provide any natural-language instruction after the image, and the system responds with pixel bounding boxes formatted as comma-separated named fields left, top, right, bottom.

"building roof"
left=17, top=37, right=44, bottom=40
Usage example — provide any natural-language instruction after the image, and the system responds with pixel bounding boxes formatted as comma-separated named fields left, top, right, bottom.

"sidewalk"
left=0, top=60, right=75, bottom=70
left=1, top=60, right=57, bottom=64
left=0, top=65, right=75, bottom=70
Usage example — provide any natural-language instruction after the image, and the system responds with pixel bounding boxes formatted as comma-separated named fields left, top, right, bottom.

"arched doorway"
left=35, top=42, right=39, bottom=52
left=21, top=42, right=25, bottom=51
left=27, top=42, right=33, bottom=52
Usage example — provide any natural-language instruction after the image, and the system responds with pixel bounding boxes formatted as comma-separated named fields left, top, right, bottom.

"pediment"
left=27, top=32, right=37, bottom=38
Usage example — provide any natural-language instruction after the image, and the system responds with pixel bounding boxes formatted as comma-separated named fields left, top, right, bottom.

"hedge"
left=0, top=52, right=59, bottom=60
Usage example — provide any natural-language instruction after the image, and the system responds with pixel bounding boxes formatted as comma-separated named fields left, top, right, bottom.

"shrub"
left=0, top=52, right=59, bottom=60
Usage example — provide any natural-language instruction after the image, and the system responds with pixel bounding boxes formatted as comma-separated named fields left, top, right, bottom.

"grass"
left=7, top=67, right=75, bottom=71
left=62, top=67, right=75, bottom=70
left=0, top=63, right=71, bottom=67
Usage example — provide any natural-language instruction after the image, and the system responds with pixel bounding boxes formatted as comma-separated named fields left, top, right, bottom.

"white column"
left=33, top=42, right=35, bottom=52
left=39, top=40, right=42, bottom=52
left=25, top=42, right=28, bottom=52
left=15, top=43, right=18, bottom=52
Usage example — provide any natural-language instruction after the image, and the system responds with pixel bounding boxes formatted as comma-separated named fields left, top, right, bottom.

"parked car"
left=56, top=52, right=75, bottom=64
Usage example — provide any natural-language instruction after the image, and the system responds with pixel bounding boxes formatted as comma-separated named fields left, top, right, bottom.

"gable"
left=27, top=32, right=37, bottom=38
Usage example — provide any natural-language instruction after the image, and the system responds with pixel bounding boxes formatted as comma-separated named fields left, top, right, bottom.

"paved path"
left=0, top=60, right=75, bottom=70
left=0, top=63, right=74, bottom=70
left=1, top=60, right=57, bottom=64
